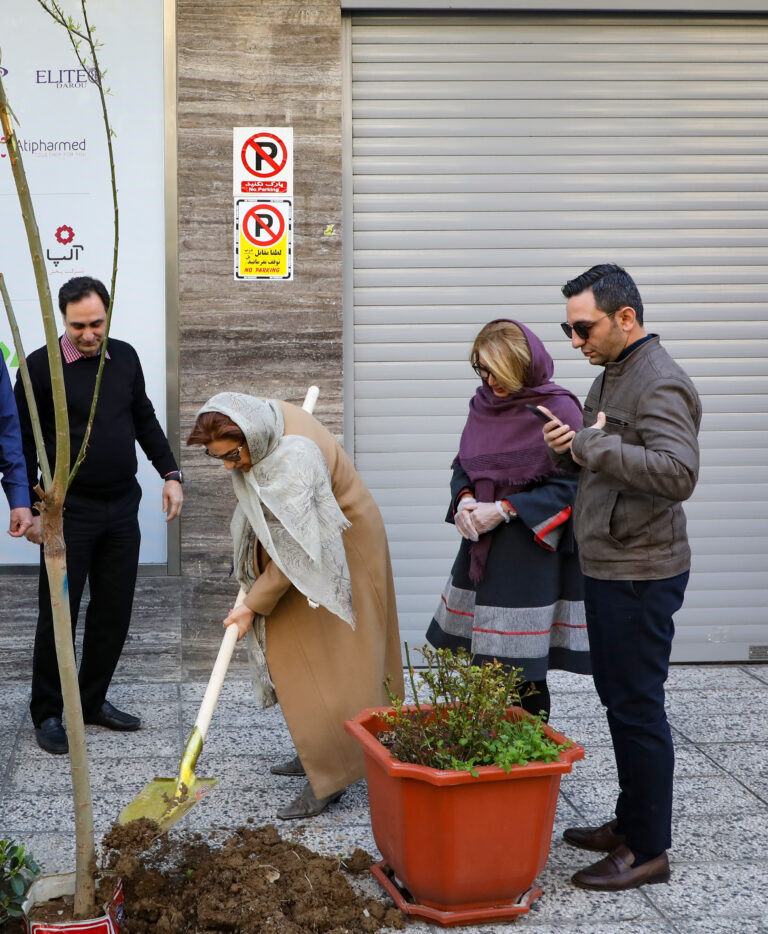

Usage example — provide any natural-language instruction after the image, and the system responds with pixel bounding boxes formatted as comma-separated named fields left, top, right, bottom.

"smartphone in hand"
left=525, top=404, right=562, bottom=425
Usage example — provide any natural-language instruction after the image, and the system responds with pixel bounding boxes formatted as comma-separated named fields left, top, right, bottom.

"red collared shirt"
left=60, top=332, right=111, bottom=364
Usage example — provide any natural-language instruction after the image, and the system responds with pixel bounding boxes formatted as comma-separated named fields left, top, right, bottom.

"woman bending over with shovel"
left=187, top=393, right=404, bottom=820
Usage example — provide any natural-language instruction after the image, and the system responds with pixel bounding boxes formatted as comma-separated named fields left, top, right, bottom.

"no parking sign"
left=233, top=127, right=293, bottom=196
left=234, top=198, right=293, bottom=280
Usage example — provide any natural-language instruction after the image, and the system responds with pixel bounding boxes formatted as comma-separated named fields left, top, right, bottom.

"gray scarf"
left=199, top=393, right=355, bottom=626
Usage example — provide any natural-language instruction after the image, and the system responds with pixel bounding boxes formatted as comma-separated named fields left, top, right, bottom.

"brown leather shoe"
left=563, top=818, right=626, bottom=852
left=572, top=845, right=670, bottom=891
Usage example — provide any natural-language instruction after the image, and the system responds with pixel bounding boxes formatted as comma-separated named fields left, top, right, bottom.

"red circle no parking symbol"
left=241, top=204, right=285, bottom=247
left=241, top=132, right=288, bottom=178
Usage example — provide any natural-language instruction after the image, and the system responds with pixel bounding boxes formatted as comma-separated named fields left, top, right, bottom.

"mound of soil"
left=106, top=819, right=403, bottom=933
left=12, top=819, right=404, bottom=934
left=39, top=820, right=404, bottom=934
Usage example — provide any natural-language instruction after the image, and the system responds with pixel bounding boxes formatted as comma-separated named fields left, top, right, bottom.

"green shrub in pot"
left=380, top=645, right=571, bottom=776
left=0, top=839, right=40, bottom=925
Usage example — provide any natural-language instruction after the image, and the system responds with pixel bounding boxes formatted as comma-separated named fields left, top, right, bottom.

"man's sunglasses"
left=205, top=444, right=244, bottom=463
left=560, top=309, right=617, bottom=341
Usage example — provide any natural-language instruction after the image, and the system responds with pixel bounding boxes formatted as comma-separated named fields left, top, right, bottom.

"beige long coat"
left=242, top=401, right=404, bottom=798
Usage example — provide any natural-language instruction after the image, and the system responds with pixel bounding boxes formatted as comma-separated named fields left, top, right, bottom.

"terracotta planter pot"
left=21, top=873, right=124, bottom=934
left=345, top=705, right=584, bottom=926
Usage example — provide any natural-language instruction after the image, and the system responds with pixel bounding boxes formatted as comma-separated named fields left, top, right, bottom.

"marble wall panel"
left=176, top=0, right=344, bottom=636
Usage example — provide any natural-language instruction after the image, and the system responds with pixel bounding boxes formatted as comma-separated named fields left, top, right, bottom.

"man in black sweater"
left=15, top=276, right=183, bottom=754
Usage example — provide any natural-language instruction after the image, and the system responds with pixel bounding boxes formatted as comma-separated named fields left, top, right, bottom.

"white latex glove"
left=471, top=501, right=505, bottom=536
left=454, top=496, right=479, bottom=541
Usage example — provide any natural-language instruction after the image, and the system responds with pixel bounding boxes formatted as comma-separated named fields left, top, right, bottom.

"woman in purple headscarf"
left=427, top=320, right=590, bottom=719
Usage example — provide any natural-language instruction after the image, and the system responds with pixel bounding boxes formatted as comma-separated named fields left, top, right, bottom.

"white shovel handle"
left=302, top=385, right=319, bottom=413
left=194, top=385, right=320, bottom=741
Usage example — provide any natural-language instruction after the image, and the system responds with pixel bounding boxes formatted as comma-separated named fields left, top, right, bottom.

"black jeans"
left=583, top=572, right=689, bottom=857
left=30, top=484, right=142, bottom=726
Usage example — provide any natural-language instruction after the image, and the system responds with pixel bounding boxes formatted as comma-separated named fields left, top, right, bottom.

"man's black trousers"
left=30, top=484, right=142, bottom=726
left=583, top=571, right=689, bottom=858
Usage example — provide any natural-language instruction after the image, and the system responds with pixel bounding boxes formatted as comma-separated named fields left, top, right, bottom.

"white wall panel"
left=346, top=11, right=768, bottom=661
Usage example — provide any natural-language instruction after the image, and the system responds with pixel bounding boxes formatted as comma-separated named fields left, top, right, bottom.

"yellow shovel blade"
left=118, top=776, right=218, bottom=833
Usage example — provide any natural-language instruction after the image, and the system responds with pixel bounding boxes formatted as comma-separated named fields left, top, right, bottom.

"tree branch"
left=0, top=274, right=51, bottom=490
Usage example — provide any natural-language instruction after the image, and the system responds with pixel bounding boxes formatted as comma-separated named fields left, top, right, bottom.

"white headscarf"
left=198, top=393, right=355, bottom=628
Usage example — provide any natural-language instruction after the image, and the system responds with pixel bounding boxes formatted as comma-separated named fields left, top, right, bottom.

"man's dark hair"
left=58, top=276, right=110, bottom=315
left=561, top=263, right=644, bottom=325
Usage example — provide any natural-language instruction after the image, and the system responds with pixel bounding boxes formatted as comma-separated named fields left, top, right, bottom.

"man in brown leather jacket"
left=542, top=264, right=701, bottom=893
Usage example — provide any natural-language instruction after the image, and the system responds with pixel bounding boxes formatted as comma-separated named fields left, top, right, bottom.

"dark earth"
left=11, top=819, right=404, bottom=933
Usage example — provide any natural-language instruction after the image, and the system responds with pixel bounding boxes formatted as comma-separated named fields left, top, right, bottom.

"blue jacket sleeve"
left=0, top=362, right=31, bottom=509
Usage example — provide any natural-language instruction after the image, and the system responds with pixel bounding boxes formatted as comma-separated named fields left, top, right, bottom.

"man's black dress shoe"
left=84, top=701, right=141, bottom=731
left=35, top=717, right=69, bottom=754
left=563, top=818, right=626, bottom=852
left=572, top=845, right=670, bottom=891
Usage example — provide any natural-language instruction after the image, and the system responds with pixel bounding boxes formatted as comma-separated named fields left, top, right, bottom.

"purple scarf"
left=456, top=320, right=583, bottom=581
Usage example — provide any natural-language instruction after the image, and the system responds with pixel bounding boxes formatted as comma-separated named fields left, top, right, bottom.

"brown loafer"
left=572, top=845, right=670, bottom=891
left=269, top=755, right=306, bottom=777
left=276, top=781, right=344, bottom=820
left=563, top=818, right=626, bottom=852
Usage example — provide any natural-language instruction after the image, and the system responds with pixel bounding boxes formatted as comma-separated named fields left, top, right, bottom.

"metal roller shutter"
left=344, top=12, right=768, bottom=661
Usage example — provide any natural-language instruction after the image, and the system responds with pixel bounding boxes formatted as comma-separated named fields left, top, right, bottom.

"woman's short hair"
left=471, top=321, right=531, bottom=393
left=186, top=411, right=245, bottom=447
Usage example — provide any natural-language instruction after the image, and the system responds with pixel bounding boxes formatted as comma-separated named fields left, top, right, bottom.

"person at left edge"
left=14, top=275, right=183, bottom=755
left=0, top=357, right=34, bottom=538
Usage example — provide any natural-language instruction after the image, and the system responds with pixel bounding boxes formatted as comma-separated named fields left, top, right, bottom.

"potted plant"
left=344, top=646, right=584, bottom=926
left=0, top=840, right=40, bottom=929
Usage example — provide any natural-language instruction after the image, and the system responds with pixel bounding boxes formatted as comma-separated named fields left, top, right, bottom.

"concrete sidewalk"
left=2, top=578, right=767, bottom=933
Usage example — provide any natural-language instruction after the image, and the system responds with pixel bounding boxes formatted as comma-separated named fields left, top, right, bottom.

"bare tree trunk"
left=40, top=499, right=96, bottom=911
left=2, top=2, right=119, bottom=916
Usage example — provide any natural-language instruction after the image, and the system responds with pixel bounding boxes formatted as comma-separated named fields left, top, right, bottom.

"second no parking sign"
left=234, top=199, right=293, bottom=280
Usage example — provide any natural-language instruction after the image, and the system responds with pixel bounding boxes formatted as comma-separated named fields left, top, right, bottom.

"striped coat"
left=427, top=469, right=590, bottom=682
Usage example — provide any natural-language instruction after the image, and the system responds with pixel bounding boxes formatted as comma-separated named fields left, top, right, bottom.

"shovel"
left=118, top=590, right=244, bottom=831
left=118, top=385, right=320, bottom=833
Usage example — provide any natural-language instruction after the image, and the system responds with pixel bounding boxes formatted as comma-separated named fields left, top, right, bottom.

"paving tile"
left=671, top=811, right=768, bottom=862
left=559, top=779, right=618, bottom=822
left=3, top=658, right=768, bottom=934
left=480, top=925, right=676, bottom=934
left=545, top=715, right=613, bottom=748
left=682, top=918, right=768, bottom=934
left=642, top=861, right=768, bottom=921
left=695, top=741, right=768, bottom=778
left=670, top=712, right=768, bottom=744
left=2, top=794, right=77, bottom=833
left=672, top=744, right=733, bottom=779
left=672, top=775, right=764, bottom=817
left=103, top=682, right=183, bottom=705
left=734, top=776, right=768, bottom=804
left=666, top=664, right=768, bottom=692
left=190, top=725, right=288, bottom=759
left=548, top=669, right=604, bottom=695
left=561, top=745, right=618, bottom=784
left=667, top=686, right=768, bottom=720
left=549, top=689, right=605, bottom=721
left=12, top=726, right=181, bottom=766
left=522, top=865, right=659, bottom=923
left=746, top=665, right=768, bottom=687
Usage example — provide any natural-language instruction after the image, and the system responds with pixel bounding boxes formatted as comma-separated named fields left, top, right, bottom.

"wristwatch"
left=164, top=470, right=183, bottom=484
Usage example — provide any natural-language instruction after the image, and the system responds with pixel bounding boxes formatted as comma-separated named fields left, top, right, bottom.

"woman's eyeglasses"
left=560, top=310, right=617, bottom=341
left=205, top=444, right=244, bottom=463
left=472, top=361, right=495, bottom=381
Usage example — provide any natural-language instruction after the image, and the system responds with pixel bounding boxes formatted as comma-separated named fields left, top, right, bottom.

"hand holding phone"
left=525, top=404, right=562, bottom=426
